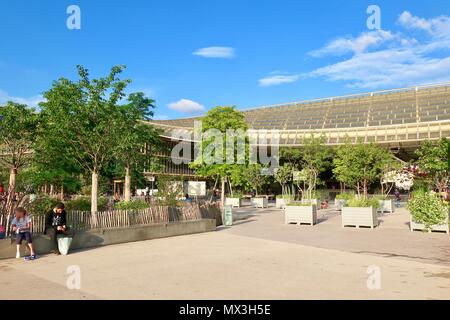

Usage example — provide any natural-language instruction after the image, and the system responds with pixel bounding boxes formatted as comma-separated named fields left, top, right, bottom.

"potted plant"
left=225, top=192, right=244, bottom=208
left=252, top=196, right=268, bottom=208
left=341, top=197, right=380, bottom=229
left=334, top=192, right=353, bottom=211
left=276, top=194, right=293, bottom=209
left=408, top=190, right=449, bottom=234
left=285, top=201, right=317, bottom=226
left=374, top=195, right=395, bottom=214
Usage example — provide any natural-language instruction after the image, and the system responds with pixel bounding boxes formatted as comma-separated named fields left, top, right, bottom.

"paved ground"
left=0, top=204, right=449, bottom=300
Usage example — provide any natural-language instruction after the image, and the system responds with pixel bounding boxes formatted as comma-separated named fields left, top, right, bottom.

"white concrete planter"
left=378, top=199, right=394, bottom=214
left=342, top=206, right=378, bottom=229
left=410, top=214, right=449, bottom=234
left=334, top=199, right=346, bottom=211
left=276, top=198, right=291, bottom=209
left=252, top=197, right=268, bottom=208
left=301, top=198, right=318, bottom=206
left=225, top=197, right=242, bottom=208
left=285, top=205, right=317, bottom=225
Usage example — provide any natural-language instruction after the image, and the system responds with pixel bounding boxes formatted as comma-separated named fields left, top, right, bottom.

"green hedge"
left=407, top=190, right=448, bottom=230
left=114, top=200, right=149, bottom=210
left=65, top=197, right=108, bottom=211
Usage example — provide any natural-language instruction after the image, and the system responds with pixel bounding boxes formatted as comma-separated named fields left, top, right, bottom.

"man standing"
left=44, top=202, right=68, bottom=255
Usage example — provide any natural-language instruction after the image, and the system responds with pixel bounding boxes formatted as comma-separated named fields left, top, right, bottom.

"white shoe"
left=16, top=252, right=20, bottom=259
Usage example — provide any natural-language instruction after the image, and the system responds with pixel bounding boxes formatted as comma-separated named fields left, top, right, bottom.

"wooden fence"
left=1, top=202, right=221, bottom=237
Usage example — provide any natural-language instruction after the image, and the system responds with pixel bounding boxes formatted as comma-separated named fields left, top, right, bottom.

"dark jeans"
left=16, top=231, right=32, bottom=245
left=45, top=226, right=68, bottom=251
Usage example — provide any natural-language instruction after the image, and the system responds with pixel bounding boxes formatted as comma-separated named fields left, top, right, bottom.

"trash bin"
left=57, top=235, right=73, bottom=255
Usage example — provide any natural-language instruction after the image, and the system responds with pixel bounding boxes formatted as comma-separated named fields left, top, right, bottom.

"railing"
left=1, top=202, right=221, bottom=238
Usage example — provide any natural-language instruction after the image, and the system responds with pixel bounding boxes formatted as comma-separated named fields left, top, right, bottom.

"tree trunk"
left=60, top=185, right=64, bottom=201
left=91, top=171, right=99, bottom=212
left=124, top=165, right=131, bottom=202
left=6, top=168, right=17, bottom=215
left=221, top=177, right=225, bottom=207
left=50, top=184, right=54, bottom=195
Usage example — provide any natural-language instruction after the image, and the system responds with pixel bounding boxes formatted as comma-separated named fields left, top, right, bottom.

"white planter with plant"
left=301, top=198, right=318, bottom=205
left=408, top=191, right=449, bottom=234
left=285, top=203, right=317, bottom=225
left=377, top=199, right=395, bottom=214
left=252, top=197, right=268, bottom=208
left=225, top=197, right=242, bottom=208
left=341, top=198, right=379, bottom=229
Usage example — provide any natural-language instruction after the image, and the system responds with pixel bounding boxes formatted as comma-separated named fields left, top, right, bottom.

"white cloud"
left=168, top=99, right=205, bottom=113
left=310, top=30, right=395, bottom=56
left=305, top=12, right=450, bottom=89
left=258, top=74, right=300, bottom=87
left=0, top=89, right=45, bottom=107
left=193, top=47, right=235, bottom=58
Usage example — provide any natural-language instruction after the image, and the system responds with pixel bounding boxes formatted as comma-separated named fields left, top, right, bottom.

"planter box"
left=334, top=199, right=346, bottom=211
left=378, top=199, right=394, bottom=214
left=276, top=198, right=290, bottom=209
left=252, top=197, right=268, bottom=208
left=410, top=214, right=449, bottom=234
left=301, top=198, right=318, bottom=206
left=285, top=205, right=317, bottom=225
left=225, top=197, right=242, bottom=208
left=342, top=207, right=378, bottom=229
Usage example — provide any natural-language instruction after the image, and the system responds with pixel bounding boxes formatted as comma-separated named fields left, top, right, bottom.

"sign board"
left=185, top=181, right=206, bottom=196
left=224, top=205, right=233, bottom=226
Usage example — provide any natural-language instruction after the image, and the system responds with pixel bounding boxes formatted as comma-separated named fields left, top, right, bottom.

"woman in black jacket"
left=44, top=202, right=68, bottom=255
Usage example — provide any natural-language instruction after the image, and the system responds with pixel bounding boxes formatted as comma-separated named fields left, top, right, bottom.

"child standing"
left=11, top=207, right=36, bottom=260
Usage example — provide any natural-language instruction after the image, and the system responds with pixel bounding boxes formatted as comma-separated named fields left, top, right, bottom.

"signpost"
left=224, top=205, right=233, bottom=226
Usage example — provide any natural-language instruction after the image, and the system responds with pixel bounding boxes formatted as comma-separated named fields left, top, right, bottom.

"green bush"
left=286, top=201, right=315, bottom=207
left=335, top=192, right=354, bottom=201
left=25, top=194, right=60, bottom=216
left=277, top=194, right=294, bottom=200
left=407, top=190, right=449, bottom=230
left=345, top=197, right=379, bottom=208
left=115, top=200, right=149, bottom=210
left=65, top=196, right=108, bottom=211
left=228, top=192, right=244, bottom=199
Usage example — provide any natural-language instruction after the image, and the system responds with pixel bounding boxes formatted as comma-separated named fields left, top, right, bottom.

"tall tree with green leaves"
left=0, top=102, right=39, bottom=214
left=115, top=92, right=163, bottom=201
left=333, top=141, right=392, bottom=198
left=190, top=106, right=248, bottom=205
left=415, top=138, right=449, bottom=191
left=40, top=65, right=130, bottom=214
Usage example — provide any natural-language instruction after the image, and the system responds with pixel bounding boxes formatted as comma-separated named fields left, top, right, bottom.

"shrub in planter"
left=407, top=190, right=449, bottom=233
left=115, top=200, right=149, bottom=210
left=342, top=196, right=379, bottom=229
left=251, top=196, right=268, bottom=208
left=225, top=193, right=244, bottom=208
left=285, top=201, right=317, bottom=225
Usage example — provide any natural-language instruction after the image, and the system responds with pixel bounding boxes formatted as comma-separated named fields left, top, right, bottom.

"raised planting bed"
left=251, top=197, right=268, bottom=208
left=301, top=199, right=318, bottom=206
left=377, top=199, right=395, bottom=214
left=410, top=214, right=449, bottom=234
left=341, top=206, right=378, bottom=229
left=285, top=205, right=317, bottom=226
left=225, top=197, right=243, bottom=208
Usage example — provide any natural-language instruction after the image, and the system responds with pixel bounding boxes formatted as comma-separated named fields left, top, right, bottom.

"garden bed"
left=341, top=207, right=378, bottom=229
left=285, top=205, right=317, bottom=226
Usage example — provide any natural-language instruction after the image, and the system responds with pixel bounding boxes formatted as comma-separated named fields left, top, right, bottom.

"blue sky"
left=0, top=0, right=449, bottom=119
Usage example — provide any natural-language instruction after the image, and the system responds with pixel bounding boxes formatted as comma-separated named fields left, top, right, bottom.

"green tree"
left=333, top=141, right=392, bottom=199
left=0, top=102, right=39, bottom=214
left=115, top=92, right=162, bottom=201
left=190, top=106, right=248, bottom=205
left=274, top=163, right=294, bottom=196
left=415, top=138, right=449, bottom=191
left=40, top=65, right=130, bottom=214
